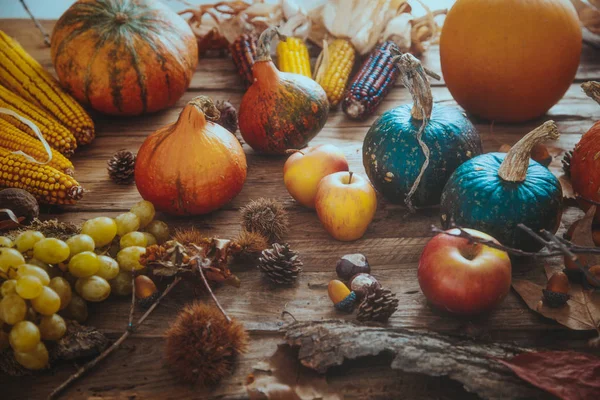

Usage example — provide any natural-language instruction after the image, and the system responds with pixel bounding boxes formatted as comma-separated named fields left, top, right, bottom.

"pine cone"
left=357, top=286, right=399, bottom=323
left=107, top=150, right=136, bottom=184
left=258, top=243, right=302, bottom=285
left=562, top=150, right=573, bottom=177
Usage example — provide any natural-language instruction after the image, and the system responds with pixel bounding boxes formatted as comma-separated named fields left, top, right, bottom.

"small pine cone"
left=107, top=150, right=136, bottom=184
left=258, top=243, right=302, bottom=285
left=562, top=150, right=573, bottom=177
left=357, top=286, right=399, bottom=323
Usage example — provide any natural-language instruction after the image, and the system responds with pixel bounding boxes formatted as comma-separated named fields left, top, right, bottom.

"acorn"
left=348, top=273, right=380, bottom=298
left=586, top=265, right=600, bottom=288
left=542, top=272, right=571, bottom=308
left=328, top=280, right=357, bottom=313
left=134, top=275, right=159, bottom=308
left=336, top=253, right=370, bottom=281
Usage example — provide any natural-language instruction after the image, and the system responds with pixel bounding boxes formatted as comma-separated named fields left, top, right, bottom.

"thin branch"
left=128, top=273, right=136, bottom=331
left=19, top=0, right=51, bottom=46
left=48, top=277, right=182, bottom=400
left=194, top=258, right=232, bottom=323
left=577, top=196, right=600, bottom=207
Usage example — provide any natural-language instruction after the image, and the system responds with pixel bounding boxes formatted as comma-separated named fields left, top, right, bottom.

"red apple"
left=283, top=144, right=349, bottom=208
left=418, top=228, right=511, bottom=315
left=315, top=171, right=377, bottom=241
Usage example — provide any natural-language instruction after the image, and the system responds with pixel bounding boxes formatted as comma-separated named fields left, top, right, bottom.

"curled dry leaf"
left=283, top=320, right=546, bottom=400
left=498, top=351, right=600, bottom=400
left=246, top=344, right=341, bottom=400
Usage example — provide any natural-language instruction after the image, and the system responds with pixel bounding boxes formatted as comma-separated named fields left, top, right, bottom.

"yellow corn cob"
left=0, top=30, right=95, bottom=145
left=0, top=147, right=83, bottom=205
left=277, top=37, right=312, bottom=78
left=315, top=39, right=356, bottom=107
left=0, top=85, right=77, bottom=157
left=0, top=118, right=74, bottom=175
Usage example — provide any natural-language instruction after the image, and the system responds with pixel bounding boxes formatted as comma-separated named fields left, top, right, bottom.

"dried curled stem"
left=582, top=81, right=600, bottom=106
left=256, top=26, right=287, bottom=62
left=498, top=121, right=560, bottom=182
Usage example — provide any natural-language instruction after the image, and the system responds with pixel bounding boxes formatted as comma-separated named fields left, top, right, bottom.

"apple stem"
left=348, top=171, right=354, bottom=184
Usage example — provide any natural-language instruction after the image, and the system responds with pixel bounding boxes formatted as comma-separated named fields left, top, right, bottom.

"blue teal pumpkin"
left=362, top=54, right=482, bottom=209
left=440, top=121, right=563, bottom=251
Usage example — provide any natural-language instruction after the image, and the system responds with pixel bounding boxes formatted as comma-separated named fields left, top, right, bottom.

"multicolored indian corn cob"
left=0, top=118, right=75, bottom=175
left=342, top=41, right=402, bottom=120
left=315, top=39, right=356, bottom=107
left=0, top=84, right=77, bottom=157
left=277, top=37, right=311, bottom=77
left=229, top=34, right=257, bottom=87
left=0, top=147, right=83, bottom=205
left=0, top=30, right=95, bottom=145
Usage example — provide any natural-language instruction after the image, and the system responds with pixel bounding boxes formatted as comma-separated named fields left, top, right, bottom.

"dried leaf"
left=283, top=320, right=546, bottom=400
left=570, top=206, right=600, bottom=265
left=513, top=279, right=600, bottom=331
left=498, top=351, right=600, bottom=400
left=559, top=174, right=576, bottom=202
left=246, top=345, right=341, bottom=400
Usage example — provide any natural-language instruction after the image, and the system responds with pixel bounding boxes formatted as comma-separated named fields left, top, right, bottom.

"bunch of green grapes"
left=0, top=200, right=169, bottom=370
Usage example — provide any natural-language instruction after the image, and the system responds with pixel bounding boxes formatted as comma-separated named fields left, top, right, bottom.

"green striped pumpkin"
left=51, top=0, right=198, bottom=116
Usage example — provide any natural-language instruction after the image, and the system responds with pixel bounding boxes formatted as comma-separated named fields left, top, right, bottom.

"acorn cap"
left=334, top=291, right=357, bottom=313
left=542, top=289, right=570, bottom=308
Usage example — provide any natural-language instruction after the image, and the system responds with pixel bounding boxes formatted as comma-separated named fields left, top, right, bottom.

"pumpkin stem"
left=256, top=26, right=287, bottom=62
left=188, top=95, right=221, bottom=122
left=498, top=121, right=560, bottom=182
left=582, top=81, right=600, bottom=106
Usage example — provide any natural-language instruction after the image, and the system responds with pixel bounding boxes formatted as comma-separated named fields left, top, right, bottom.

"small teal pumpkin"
left=440, top=121, right=563, bottom=251
left=363, top=54, right=482, bottom=209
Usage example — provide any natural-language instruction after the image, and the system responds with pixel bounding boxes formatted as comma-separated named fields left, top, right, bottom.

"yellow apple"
left=283, top=144, right=349, bottom=208
left=315, top=171, right=377, bottom=241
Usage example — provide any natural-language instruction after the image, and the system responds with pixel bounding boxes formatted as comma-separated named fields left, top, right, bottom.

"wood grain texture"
left=0, top=19, right=599, bottom=400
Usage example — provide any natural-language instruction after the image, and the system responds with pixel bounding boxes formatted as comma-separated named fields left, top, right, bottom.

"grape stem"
left=47, top=276, right=183, bottom=400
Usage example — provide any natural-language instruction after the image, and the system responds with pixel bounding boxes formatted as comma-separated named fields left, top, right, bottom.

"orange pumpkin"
left=440, top=0, right=582, bottom=123
left=238, top=27, right=329, bottom=155
left=51, top=0, right=198, bottom=116
left=135, top=96, right=247, bottom=215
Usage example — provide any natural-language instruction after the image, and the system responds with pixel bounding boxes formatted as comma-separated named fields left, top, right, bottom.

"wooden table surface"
left=1, top=19, right=600, bottom=400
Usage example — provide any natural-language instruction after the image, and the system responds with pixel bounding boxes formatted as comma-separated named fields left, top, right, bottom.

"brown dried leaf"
left=283, top=320, right=546, bottom=400
left=558, top=174, right=576, bottom=201
left=246, top=345, right=341, bottom=400
left=570, top=206, right=600, bottom=265
left=498, top=351, right=600, bottom=400
left=513, top=279, right=599, bottom=330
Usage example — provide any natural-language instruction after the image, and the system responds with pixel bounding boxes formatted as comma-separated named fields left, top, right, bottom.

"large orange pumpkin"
left=51, top=0, right=198, bottom=116
left=440, top=0, right=582, bottom=123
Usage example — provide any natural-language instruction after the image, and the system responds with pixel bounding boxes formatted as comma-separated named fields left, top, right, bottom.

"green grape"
left=81, top=217, right=117, bottom=248
left=17, top=264, right=50, bottom=286
left=0, top=294, right=27, bottom=324
left=49, top=277, right=72, bottom=310
left=0, top=248, right=25, bottom=277
left=0, top=236, right=14, bottom=248
left=9, top=320, right=40, bottom=352
left=39, top=314, right=67, bottom=341
left=27, top=258, right=59, bottom=278
left=66, top=234, right=95, bottom=256
left=109, top=270, right=133, bottom=296
left=30, top=286, right=61, bottom=315
left=1, top=279, right=17, bottom=297
left=59, top=293, right=87, bottom=323
left=116, top=246, right=146, bottom=272
left=145, top=220, right=169, bottom=244
left=120, top=231, right=147, bottom=249
left=14, top=341, right=49, bottom=370
left=33, top=238, right=70, bottom=265
left=16, top=275, right=44, bottom=299
left=68, top=251, right=100, bottom=278
left=130, top=200, right=155, bottom=229
left=75, top=276, right=111, bottom=302
left=96, top=255, right=120, bottom=280
left=114, top=212, right=140, bottom=236
left=14, top=231, right=45, bottom=253
left=0, top=329, right=8, bottom=351
left=142, top=232, right=157, bottom=246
